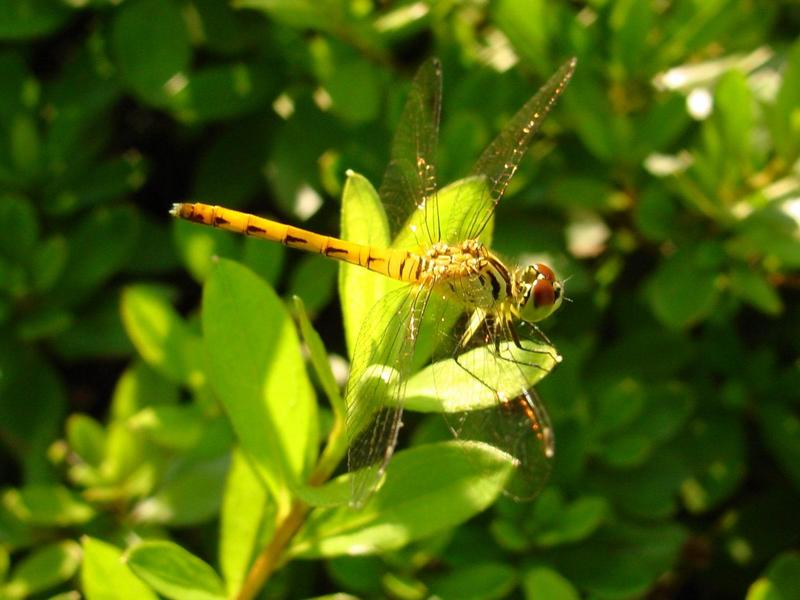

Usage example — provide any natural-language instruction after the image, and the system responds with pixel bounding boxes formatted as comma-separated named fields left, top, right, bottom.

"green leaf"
left=50, top=155, right=148, bottom=215
left=3, top=540, right=81, bottom=598
left=747, top=552, right=800, bottom=600
left=128, top=404, right=206, bottom=450
left=759, top=401, right=800, bottom=491
left=167, top=62, right=276, bottom=123
left=3, top=485, right=94, bottom=526
left=551, top=522, right=686, bottom=598
left=729, top=265, right=783, bottom=315
left=293, top=296, right=343, bottom=419
left=609, top=0, right=653, bottom=74
left=522, top=566, right=579, bottom=600
left=121, top=285, right=205, bottom=388
left=126, top=541, right=226, bottom=600
left=112, top=0, right=191, bottom=105
left=679, top=410, right=746, bottom=513
left=533, top=496, right=609, bottom=547
left=242, top=236, right=285, bottom=286
left=770, top=40, right=800, bottom=163
left=57, top=205, right=140, bottom=305
left=289, top=441, right=513, bottom=558
left=110, top=361, right=180, bottom=421
left=323, top=59, right=382, bottom=124
left=712, top=69, right=753, bottom=169
left=131, top=455, right=229, bottom=526
left=404, top=336, right=559, bottom=412
left=66, top=414, right=107, bottom=467
left=0, top=194, right=38, bottom=260
left=235, top=0, right=331, bottom=29
left=81, top=537, right=157, bottom=600
left=600, top=433, right=653, bottom=469
left=0, top=0, right=72, bottom=40
left=203, top=259, right=317, bottom=507
left=51, top=292, right=134, bottom=360
left=30, top=235, right=67, bottom=293
left=190, top=0, right=250, bottom=55
left=286, top=254, right=337, bottom=314
left=219, top=449, right=273, bottom=596
left=595, top=448, right=688, bottom=519
left=493, top=0, right=553, bottom=74
left=172, top=218, right=240, bottom=282
left=192, top=117, right=272, bottom=208
left=646, top=244, right=721, bottom=329
left=429, top=561, right=517, bottom=600
left=339, top=170, right=393, bottom=356
left=0, top=349, right=66, bottom=481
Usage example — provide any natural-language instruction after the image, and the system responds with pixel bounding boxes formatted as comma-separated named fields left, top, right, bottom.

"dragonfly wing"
left=433, top=313, right=559, bottom=500
left=346, top=285, right=432, bottom=507
left=379, top=58, right=443, bottom=248
left=447, top=58, right=576, bottom=244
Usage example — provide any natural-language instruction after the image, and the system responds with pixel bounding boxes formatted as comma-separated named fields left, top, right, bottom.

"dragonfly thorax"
left=423, top=240, right=516, bottom=310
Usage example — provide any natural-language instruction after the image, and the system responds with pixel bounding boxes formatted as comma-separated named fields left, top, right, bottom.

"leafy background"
left=1, top=0, right=799, bottom=599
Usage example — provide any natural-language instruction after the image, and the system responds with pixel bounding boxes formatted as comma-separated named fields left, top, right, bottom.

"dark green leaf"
left=729, top=265, right=783, bottom=315
left=112, top=0, right=191, bottom=105
left=0, top=194, right=38, bottom=260
left=168, top=62, right=276, bottom=124
left=551, top=522, right=687, bottom=598
left=428, top=561, right=517, bottom=600
left=287, top=254, right=337, bottom=314
left=747, top=552, right=800, bottom=600
left=57, top=205, right=140, bottom=305
left=0, top=0, right=71, bottom=40
left=646, top=244, right=721, bottom=329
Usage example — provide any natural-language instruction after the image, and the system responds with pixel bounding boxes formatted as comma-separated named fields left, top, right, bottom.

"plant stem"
left=236, top=499, right=309, bottom=600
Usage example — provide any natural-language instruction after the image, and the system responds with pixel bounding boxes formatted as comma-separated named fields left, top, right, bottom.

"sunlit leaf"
left=127, top=541, right=226, bottom=600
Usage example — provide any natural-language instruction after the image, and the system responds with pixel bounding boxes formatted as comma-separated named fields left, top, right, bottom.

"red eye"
left=533, top=280, right=555, bottom=307
left=535, top=263, right=555, bottom=281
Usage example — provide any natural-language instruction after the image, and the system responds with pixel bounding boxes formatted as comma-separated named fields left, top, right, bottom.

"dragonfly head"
left=516, top=263, right=563, bottom=322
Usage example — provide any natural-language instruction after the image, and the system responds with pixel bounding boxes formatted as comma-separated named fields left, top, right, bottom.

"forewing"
left=345, top=285, right=432, bottom=507
left=447, top=58, right=576, bottom=244
left=379, top=58, right=443, bottom=248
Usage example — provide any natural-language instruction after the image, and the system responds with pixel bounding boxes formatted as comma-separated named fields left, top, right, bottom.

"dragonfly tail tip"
left=169, top=203, right=182, bottom=217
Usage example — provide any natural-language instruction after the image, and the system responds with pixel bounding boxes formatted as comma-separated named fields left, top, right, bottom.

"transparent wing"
left=446, top=58, right=577, bottom=244
left=428, top=301, right=559, bottom=500
left=379, top=58, right=442, bottom=248
left=345, top=285, right=432, bottom=507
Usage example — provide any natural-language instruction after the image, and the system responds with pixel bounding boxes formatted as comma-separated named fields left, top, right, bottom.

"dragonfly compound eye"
left=532, top=279, right=555, bottom=308
left=534, top=263, right=555, bottom=281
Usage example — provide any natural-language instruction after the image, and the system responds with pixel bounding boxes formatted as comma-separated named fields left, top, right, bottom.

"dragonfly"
left=171, top=56, right=576, bottom=507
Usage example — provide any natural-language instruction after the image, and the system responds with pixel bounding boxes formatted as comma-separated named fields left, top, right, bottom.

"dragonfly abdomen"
left=170, top=202, right=424, bottom=283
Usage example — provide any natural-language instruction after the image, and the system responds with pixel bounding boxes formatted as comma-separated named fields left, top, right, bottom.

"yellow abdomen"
left=170, top=202, right=423, bottom=283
